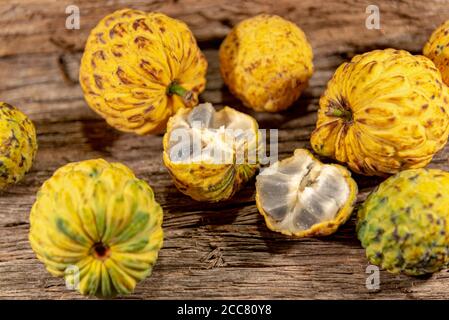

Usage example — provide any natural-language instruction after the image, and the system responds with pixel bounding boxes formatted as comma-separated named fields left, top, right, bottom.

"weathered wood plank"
left=1, top=0, right=449, bottom=299
left=2, top=0, right=449, bottom=58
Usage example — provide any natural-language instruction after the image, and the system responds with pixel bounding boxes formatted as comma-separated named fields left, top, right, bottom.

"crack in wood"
left=200, top=246, right=226, bottom=269
left=57, top=54, right=77, bottom=86
left=3, top=221, right=29, bottom=228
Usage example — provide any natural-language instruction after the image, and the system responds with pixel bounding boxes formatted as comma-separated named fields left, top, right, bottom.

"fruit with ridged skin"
left=424, top=20, right=449, bottom=86
left=80, top=9, right=207, bottom=135
left=357, top=169, right=449, bottom=276
left=255, top=149, right=358, bottom=237
left=219, top=14, right=313, bottom=112
left=163, top=103, right=260, bottom=202
left=311, top=49, right=449, bottom=176
left=29, top=159, right=163, bottom=297
left=0, top=102, right=37, bottom=189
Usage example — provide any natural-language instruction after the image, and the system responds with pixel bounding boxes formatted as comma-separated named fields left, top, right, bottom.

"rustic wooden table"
left=1, top=0, right=449, bottom=299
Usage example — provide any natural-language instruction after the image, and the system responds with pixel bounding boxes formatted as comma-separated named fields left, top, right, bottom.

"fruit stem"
left=325, top=98, right=353, bottom=122
left=327, top=108, right=352, bottom=120
left=167, top=81, right=194, bottom=106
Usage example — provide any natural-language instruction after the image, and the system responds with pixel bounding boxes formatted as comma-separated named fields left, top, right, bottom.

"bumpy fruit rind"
left=219, top=14, right=313, bottom=112
left=424, top=20, right=449, bottom=86
left=0, top=102, right=37, bottom=189
left=163, top=103, right=260, bottom=202
left=357, top=169, right=449, bottom=276
left=311, top=49, right=449, bottom=176
left=255, top=149, right=358, bottom=237
left=80, top=9, right=207, bottom=135
left=29, top=159, right=163, bottom=297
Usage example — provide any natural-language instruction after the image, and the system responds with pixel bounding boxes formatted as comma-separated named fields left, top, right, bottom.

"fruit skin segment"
left=29, top=159, right=163, bottom=297
left=255, top=149, right=358, bottom=238
left=424, top=20, right=449, bottom=86
left=0, top=102, right=37, bottom=189
left=219, top=14, right=313, bottom=112
left=79, top=9, right=207, bottom=135
left=163, top=104, right=260, bottom=202
left=357, top=169, right=449, bottom=276
left=311, top=49, right=449, bottom=176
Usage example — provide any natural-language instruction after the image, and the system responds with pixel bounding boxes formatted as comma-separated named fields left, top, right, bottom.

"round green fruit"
left=0, top=102, right=37, bottom=189
left=357, top=169, right=449, bottom=276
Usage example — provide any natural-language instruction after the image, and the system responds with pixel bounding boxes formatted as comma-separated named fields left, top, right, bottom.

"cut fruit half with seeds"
left=255, top=149, right=358, bottom=237
left=163, top=102, right=261, bottom=202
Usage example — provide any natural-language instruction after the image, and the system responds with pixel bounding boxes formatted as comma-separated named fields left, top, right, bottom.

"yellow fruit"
left=219, top=14, right=313, bottom=112
left=29, top=159, right=163, bottom=297
left=311, top=49, right=449, bottom=176
left=424, top=20, right=449, bottom=86
left=163, top=103, right=260, bottom=202
left=80, top=9, right=207, bottom=135
left=0, top=102, right=37, bottom=189
left=256, top=149, right=357, bottom=237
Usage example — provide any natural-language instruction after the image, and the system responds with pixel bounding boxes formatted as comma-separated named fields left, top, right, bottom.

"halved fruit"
left=163, top=103, right=260, bottom=202
left=255, top=149, right=358, bottom=237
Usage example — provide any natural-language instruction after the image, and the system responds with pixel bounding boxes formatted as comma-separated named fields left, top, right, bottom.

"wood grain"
left=1, top=0, right=449, bottom=299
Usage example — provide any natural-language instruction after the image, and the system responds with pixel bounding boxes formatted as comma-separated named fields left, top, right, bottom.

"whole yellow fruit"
left=219, top=14, right=313, bottom=112
left=80, top=9, right=207, bottom=135
left=0, top=102, right=37, bottom=189
left=29, top=159, right=163, bottom=297
left=424, top=20, right=449, bottom=86
left=311, top=49, right=449, bottom=176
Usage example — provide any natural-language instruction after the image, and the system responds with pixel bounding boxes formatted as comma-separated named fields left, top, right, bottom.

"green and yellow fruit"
left=163, top=103, right=260, bottom=202
left=29, top=159, right=163, bottom=297
left=256, top=149, right=357, bottom=237
left=357, top=169, right=449, bottom=276
left=80, top=9, right=207, bottom=135
left=219, top=14, right=313, bottom=112
left=424, top=20, right=449, bottom=86
left=311, top=49, right=449, bottom=176
left=0, top=102, right=37, bottom=189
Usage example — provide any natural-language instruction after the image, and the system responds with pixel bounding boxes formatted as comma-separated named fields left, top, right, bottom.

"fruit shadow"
left=383, top=271, right=434, bottom=291
left=159, top=182, right=255, bottom=228
left=255, top=212, right=366, bottom=256
left=81, top=118, right=122, bottom=155
left=255, top=218, right=298, bottom=254
left=215, top=85, right=316, bottom=129
left=316, top=214, right=435, bottom=294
